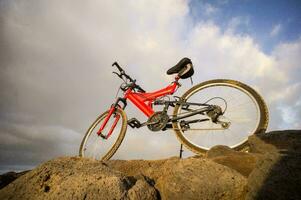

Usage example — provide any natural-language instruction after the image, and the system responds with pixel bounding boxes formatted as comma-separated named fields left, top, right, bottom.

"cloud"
left=0, top=0, right=190, bottom=172
left=270, top=24, right=282, bottom=37
left=0, top=0, right=300, bottom=172
left=268, top=38, right=301, bottom=128
left=227, top=16, right=250, bottom=33
left=203, top=3, right=218, bottom=16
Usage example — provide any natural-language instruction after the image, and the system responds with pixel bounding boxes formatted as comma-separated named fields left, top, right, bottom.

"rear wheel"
left=79, top=108, right=127, bottom=161
left=173, top=79, right=269, bottom=154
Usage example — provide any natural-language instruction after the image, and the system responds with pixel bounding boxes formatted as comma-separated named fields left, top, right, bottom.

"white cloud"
left=270, top=24, right=282, bottom=37
left=227, top=16, right=250, bottom=33
left=203, top=3, right=218, bottom=15
left=187, top=22, right=285, bottom=83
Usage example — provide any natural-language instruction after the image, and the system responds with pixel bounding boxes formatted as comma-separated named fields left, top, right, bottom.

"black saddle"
left=167, top=58, right=194, bottom=79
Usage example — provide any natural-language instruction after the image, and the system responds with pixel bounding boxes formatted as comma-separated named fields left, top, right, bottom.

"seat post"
left=174, top=76, right=181, bottom=87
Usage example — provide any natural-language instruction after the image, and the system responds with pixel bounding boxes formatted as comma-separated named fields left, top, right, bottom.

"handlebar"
left=112, top=62, right=125, bottom=74
left=112, top=61, right=145, bottom=93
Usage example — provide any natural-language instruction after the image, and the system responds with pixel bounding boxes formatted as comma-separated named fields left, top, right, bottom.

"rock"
left=127, top=178, right=159, bottom=200
left=106, top=157, right=178, bottom=181
left=246, top=152, right=301, bottom=200
left=0, top=157, right=159, bottom=200
left=1, top=130, right=301, bottom=200
left=107, top=157, right=247, bottom=200
left=245, top=130, right=301, bottom=200
left=206, top=145, right=261, bottom=177
left=206, top=145, right=235, bottom=158
left=156, top=157, right=247, bottom=200
left=248, top=130, right=301, bottom=154
left=0, top=171, right=29, bottom=190
left=1, top=156, right=246, bottom=200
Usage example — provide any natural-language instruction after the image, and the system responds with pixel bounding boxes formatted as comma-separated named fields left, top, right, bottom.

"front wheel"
left=79, top=107, right=127, bottom=161
left=173, top=79, right=269, bottom=154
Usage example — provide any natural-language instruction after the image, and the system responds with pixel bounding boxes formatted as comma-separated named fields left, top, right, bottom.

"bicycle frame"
left=97, top=77, right=180, bottom=137
left=125, top=77, right=179, bottom=117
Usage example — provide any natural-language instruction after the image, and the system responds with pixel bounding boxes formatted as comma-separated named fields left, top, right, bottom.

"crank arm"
left=140, top=120, right=160, bottom=127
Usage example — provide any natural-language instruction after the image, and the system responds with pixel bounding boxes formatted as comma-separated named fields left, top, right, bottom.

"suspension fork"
left=97, top=98, right=127, bottom=139
left=106, top=113, right=120, bottom=139
left=97, top=106, right=116, bottom=137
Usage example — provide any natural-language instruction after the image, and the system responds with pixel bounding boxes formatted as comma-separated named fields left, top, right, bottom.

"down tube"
left=126, top=93, right=154, bottom=117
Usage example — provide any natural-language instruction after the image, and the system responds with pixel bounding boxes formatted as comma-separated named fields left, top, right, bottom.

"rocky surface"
left=0, top=130, right=300, bottom=200
left=107, top=157, right=247, bottom=200
left=205, top=145, right=261, bottom=177
left=246, top=130, right=301, bottom=200
left=0, top=157, right=159, bottom=200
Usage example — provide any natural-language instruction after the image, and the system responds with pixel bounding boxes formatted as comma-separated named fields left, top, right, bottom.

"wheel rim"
left=81, top=110, right=124, bottom=160
left=176, top=82, right=260, bottom=150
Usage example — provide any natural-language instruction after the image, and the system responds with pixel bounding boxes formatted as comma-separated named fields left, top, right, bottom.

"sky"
left=0, top=0, right=301, bottom=173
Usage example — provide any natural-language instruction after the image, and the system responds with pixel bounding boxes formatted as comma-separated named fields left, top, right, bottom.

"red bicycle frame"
left=125, top=77, right=179, bottom=117
left=97, top=76, right=180, bottom=137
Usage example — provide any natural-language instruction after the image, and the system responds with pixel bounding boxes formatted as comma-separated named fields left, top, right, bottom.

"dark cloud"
left=0, top=0, right=186, bottom=173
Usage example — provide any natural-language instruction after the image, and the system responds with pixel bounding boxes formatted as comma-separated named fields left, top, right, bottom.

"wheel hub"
left=221, top=121, right=230, bottom=129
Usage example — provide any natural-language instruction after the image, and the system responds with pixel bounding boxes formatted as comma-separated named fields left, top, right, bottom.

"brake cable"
left=203, top=97, right=228, bottom=114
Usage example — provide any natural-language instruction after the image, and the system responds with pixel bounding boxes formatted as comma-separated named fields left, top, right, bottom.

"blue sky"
left=189, top=0, right=301, bottom=52
left=0, top=0, right=301, bottom=173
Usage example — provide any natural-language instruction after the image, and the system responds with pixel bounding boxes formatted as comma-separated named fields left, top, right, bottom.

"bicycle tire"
left=172, top=79, right=269, bottom=154
left=79, top=107, right=127, bottom=161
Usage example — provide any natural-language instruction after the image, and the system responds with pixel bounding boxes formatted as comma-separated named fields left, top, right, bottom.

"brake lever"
left=112, top=71, right=122, bottom=78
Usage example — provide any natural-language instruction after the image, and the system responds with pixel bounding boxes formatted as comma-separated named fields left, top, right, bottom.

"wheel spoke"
left=79, top=109, right=127, bottom=161
left=173, top=80, right=267, bottom=151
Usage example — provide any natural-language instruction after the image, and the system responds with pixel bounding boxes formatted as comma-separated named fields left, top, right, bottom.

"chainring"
left=147, top=111, right=169, bottom=132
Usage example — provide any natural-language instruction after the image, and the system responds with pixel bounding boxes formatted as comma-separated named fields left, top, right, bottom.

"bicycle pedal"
left=127, top=118, right=141, bottom=128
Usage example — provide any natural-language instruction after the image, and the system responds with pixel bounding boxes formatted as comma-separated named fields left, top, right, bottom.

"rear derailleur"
left=206, top=105, right=231, bottom=129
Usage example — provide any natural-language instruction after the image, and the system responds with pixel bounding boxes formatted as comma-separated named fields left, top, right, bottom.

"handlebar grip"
left=112, top=62, right=124, bottom=73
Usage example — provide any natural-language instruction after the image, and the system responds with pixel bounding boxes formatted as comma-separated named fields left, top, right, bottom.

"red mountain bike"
left=79, top=58, right=269, bottom=160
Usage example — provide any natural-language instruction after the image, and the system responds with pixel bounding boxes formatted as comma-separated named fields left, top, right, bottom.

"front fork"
left=97, top=98, right=127, bottom=139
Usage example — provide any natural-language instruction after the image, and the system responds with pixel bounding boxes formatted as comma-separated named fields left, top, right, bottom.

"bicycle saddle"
left=167, top=57, right=194, bottom=79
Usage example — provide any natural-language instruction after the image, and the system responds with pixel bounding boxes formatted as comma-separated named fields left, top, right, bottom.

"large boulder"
left=154, top=158, right=247, bottom=200
left=245, top=130, right=301, bottom=200
left=248, top=130, right=301, bottom=154
left=1, top=156, right=247, bottom=200
left=107, top=157, right=247, bottom=200
left=206, top=145, right=261, bottom=177
left=245, top=151, right=301, bottom=200
left=0, top=157, right=159, bottom=200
